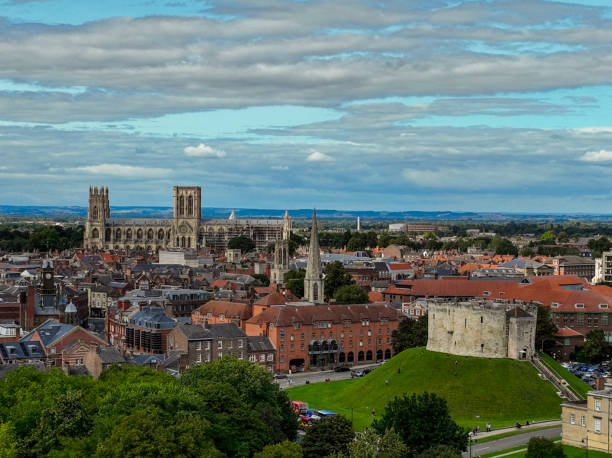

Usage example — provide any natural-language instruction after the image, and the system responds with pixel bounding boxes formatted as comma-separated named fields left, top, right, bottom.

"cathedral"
left=83, top=186, right=288, bottom=252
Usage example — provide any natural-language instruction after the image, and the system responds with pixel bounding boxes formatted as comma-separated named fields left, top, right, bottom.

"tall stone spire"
left=304, top=209, right=324, bottom=303
left=282, top=209, right=292, bottom=241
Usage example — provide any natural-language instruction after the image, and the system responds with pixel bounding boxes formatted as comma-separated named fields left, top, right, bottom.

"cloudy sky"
left=1, top=0, right=612, bottom=213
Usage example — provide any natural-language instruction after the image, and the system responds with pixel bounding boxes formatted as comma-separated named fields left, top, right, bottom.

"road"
left=276, top=364, right=380, bottom=389
left=463, top=426, right=561, bottom=457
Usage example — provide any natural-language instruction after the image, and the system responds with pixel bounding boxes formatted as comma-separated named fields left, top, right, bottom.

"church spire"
left=282, top=209, right=292, bottom=241
left=304, top=209, right=324, bottom=303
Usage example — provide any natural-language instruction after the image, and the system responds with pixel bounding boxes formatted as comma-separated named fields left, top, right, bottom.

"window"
left=301, top=333, right=304, bottom=340
left=219, top=314, right=225, bottom=321
left=228, top=340, right=233, bottom=349
left=196, top=341, right=202, bottom=350
left=551, top=302, right=560, bottom=308
left=280, top=345, right=284, bottom=352
left=290, top=344, right=294, bottom=351
left=480, top=316, right=483, bottom=324
left=341, top=332, right=344, bottom=338
left=367, top=330, right=372, bottom=336
left=581, top=416, right=586, bottom=427
left=249, top=355, right=256, bottom=362
left=595, top=417, right=602, bottom=433
left=595, top=399, right=601, bottom=411
left=575, top=303, right=585, bottom=309
left=218, top=341, right=223, bottom=349
left=603, top=314, right=609, bottom=326
left=360, top=330, right=364, bottom=336
left=349, top=331, right=352, bottom=337
left=349, top=340, right=353, bottom=347
left=570, top=413, right=576, bottom=425
left=259, top=354, right=266, bottom=362
left=578, top=313, right=584, bottom=325
left=359, top=340, right=363, bottom=347
left=218, top=352, right=222, bottom=358
left=300, top=344, right=304, bottom=350
left=267, top=353, right=273, bottom=361
left=238, top=340, right=243, bottom=348
left=386, top=329, right=390, bottom=335
left=290, top=334, right=294, bottom=341
left=197, top=353, right=202, bottom=363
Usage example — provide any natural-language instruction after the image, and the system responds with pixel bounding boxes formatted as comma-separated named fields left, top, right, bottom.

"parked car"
left=351, top=369, right=365, bottom=378
left=273, top=372, right=288, bottom=379
left=334, top=365, right=350, bottom=372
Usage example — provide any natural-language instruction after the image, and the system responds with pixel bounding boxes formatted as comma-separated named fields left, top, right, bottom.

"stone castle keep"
left=426, top=299, right=537, bottom=360
left=83, top=185, right=288, bottom=252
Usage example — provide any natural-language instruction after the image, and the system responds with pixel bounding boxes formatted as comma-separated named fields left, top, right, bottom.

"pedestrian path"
left=471, top=419, right=560, bottom=440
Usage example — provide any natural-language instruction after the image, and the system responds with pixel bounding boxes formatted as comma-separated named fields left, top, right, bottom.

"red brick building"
left=191, top=300, right=252, bottom=330
left=244, top=303, right=400, bottom=372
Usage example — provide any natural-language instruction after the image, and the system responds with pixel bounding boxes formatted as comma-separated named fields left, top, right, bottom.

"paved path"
left=463, top=426, right=561, bottom=457
left=277, top=363, right=381, bottom=389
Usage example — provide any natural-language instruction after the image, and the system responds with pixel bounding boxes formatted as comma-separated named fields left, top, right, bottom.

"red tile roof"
left=388, top=263, right=413, bottom=271
left=555, top=327, right=584, bottom=338
left=193, top=301, right=251, bottom=319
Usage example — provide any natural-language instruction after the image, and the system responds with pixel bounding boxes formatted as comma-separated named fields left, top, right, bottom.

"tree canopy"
left=227, top=235, right=256, bottom=253
left=0, top=358, right=297, bottom=457
left=535, top=305, right=557, bottom=354
left=285, top=269, right=306, bottom=298
left=372, top=392, right=467, bottom=455
left=334, top=284, right=369, bottom=304
left=525, top=437, right=565, bottom=458
left=301, top=415, right=354, bottom=457
left=325, top=261, right=355, bottom=299
left=583, top=329, right=609, bottom=363
left=392, top=315, right=428, bottom=354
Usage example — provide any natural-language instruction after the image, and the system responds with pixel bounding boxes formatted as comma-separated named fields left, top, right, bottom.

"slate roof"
left=128, top=307, right=176, bottom=330
left=0, top=341, right=46, bottom=360
left=247, top=335, right=275, bottom=352
left=97, top=347, right=127, bottom=364
left=206, top=323, right=246, bottom=339
left=21, top=321, right=75, bottom=346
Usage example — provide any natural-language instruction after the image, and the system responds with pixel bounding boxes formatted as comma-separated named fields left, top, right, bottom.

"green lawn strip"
left=474, top=425, right=558, bottom=444
left=480, top=442, right=612, bottom=458
left=288, top=348, right=562, bottom=431
left=537, top=352, right=592, bottom=399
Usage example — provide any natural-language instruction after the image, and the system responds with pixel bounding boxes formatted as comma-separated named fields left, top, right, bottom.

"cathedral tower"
left=304, top=209, right=324, bottom=303
left=84, top=186, right=110, bottom=250
left=173, top=186, right=202, bottom=249
left=271, top=209, right=291, bottom=286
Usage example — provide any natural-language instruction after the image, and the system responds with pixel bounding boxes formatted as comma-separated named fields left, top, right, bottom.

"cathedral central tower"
left=304, top=209, right=324, bottom=303
left=172, top=186, right=202, bottom=249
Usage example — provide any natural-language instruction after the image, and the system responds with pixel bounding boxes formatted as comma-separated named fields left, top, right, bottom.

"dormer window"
left=483, top=291, right=491, bottom=296
left=575, top=303, right=585, bottom=309
left=551, top=302, right=560, bottom=308
left=599, top=304, right=609, bottom=309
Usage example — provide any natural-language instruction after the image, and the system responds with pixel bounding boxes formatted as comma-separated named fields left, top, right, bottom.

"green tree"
left=525, top=437, right=565, bottom=458
left=488, top=237, right=518, bottom=256
left=253, top=273, right=270, bottom=286
left=227, top=235, right=256, bottom=253
left=520, top=247, right=535, bottom=257
left=392, top=315, right=428, bottom=354
left=325, top=261, right=355, bottom=298
left=285, top=269, right=305, bottom=298
left=0, top=422, right=18, bottom=458
left=372, top=392, right=467, bottom=455
left=583, top=329, right=609, bottom=363
left=589, top=236, right=612, bottom=258
left=334, top=284, right=369, bottom=304
left=535, top=305, right=558, bottom=354
left=347, top=236, right=367, bottom=251
left=539, top=231, right=556, bottom=243
left=366, top=231, right=378, bottom=249
left=302, top=415, right=354, bottom=457
left=254, top=441, right=303, bottom=458
left=181, top=356, right=297, bottom=445
left=416, top=444, right=462, bottom=458
left=346, top=427, right=407, bottom=458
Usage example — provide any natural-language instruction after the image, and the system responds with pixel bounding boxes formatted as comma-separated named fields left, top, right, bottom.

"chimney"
left=596, top=377, right=606, bottom=391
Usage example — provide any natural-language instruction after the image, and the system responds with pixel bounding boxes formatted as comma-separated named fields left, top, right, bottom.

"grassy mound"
left=288, top=348, right=562, bottom=431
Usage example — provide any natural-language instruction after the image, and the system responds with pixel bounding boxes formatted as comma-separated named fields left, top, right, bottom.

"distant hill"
left=288, top=348, right=562, bottom=431
left=1, top=205, right=612, bottom=222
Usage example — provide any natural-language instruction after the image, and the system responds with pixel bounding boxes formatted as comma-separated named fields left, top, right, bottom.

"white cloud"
left=271, top=165, right=289, bottom=170
left=306, top=150, right=333, bottom=162
left=580, top=150, right=612, bottom=162
left=573, top=127, right=612, bottom=134
left=69, top=163, right=169, bottom=177
left=184, top=143, right=226, bottom=158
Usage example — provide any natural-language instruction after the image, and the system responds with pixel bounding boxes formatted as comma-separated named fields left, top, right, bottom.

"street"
left=277, top=364, right=380, bottom=389
left=463, top=426, right=561, bottom=457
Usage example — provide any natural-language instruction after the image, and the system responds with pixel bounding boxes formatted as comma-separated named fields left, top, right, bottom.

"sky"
left=1, top=0, right=612, bottom=213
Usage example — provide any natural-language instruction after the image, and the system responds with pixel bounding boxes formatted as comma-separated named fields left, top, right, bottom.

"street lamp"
left=468, top=431, right=473, bottom=458
left=582, top=436, right=588, bottom=458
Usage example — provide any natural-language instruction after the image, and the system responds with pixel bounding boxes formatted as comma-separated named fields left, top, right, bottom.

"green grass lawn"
left=482, top=442, right=610, bottom=457
left=538, top=352, right=593, bottom=399
left=288, top=348, right=562, bottom=431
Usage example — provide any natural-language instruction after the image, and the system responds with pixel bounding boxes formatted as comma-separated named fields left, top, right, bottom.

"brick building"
left=191, top=300, right=252, bottom=330
left=125, top=306, right=176, bottom=355
left=244, top=303, right=400, bottom=372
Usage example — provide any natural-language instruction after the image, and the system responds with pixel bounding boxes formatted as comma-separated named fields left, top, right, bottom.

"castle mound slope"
left=288, top=348, right=562, bottom=431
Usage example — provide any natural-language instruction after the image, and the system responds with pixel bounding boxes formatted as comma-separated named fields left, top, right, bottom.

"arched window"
left=126, top=229, right=132, bottom=241
left=158, top=229, right=164, bottom=240
left=147, top=229, right=154, bottom=240
left=181, top=236, right=185, bottom=247
left=366, top=350, right=373, bottom=361
left=376, top=349, right=383, bottom=361
left=137, top=229, right=143, bottom=240
left=188, top=195, right=193, bottom=215
left=92, top=206, right=98, bottom=219
left=385, top=349, right=391, bottom=359
left=347, top=352, right=354, bottom=362
left=339, top=352, right=346, bottom=363
left=187, top=237, right=191, bottom=248
left=167, top=230, right=171, bottom=239
left=358, top=351, right=364, bottom=362
left=179, top=196, right=184, bottom=216
left=115, top=229, right=121, bottom=241
left=92, top=228, right=99, bottom=238
left=313, top=283, right=318, bottom=301
left=105, top=228, right=111, bottom=241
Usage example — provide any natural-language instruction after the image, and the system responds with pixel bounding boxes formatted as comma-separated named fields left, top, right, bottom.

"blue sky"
left=1, top=0, right=612, bottom=213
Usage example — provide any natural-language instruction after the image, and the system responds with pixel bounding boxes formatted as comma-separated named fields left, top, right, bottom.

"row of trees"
left=0, top=224, right=83, bottom=252
left=0, top=357, right=296, bottom=457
